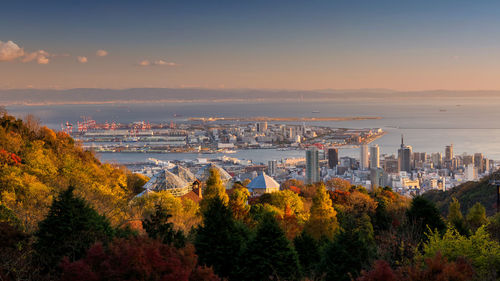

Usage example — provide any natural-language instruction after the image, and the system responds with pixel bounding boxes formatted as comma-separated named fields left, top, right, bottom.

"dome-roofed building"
left=138, top=168, right=191, bottom=197
left=247, top=172, right=280, bottom=196
left=196, top=163, right=233, bottom=188
left=169, top=165, right=196, bottom=183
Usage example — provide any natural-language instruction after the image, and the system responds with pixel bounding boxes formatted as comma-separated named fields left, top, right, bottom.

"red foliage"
left=357, top=260, right=398, bottom=281
left=287, top=186, right=301, bottom=194
left=0, top=149, right=21, bottom=165
left=60, top=236, right=220, bottom=281
left=358, top=253, right=474, bottom=281
left=329, top=189, right=350, bottom=205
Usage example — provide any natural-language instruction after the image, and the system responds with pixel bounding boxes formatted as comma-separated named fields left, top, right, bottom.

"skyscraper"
left=257, top=121, right=268, bottom=133
left=369, top=145, right=380, bottom=168
left=398, top=135, right=412, bottom=173
left=268, top=160, right=277, bottom=176
left=306, top=147, right=320, bottom=184
left=474, top=153, right=484, bottom=174
left=445, top=144, right=454, bottom=161
left=360, top=144, right=369, bottom=170
left=327, top=148, right=339, bottom=169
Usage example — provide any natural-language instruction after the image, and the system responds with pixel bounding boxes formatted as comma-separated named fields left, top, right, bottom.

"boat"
left=312, top=110, right=320, bottom=113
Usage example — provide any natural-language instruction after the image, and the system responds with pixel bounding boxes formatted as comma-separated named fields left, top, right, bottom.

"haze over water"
left=7, top=96, right=500, bottom=162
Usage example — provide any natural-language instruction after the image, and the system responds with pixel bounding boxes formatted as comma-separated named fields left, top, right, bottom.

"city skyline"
left=3, top=0, right=500, bottom=90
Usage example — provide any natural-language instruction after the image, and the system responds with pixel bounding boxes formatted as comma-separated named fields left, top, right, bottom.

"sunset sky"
left=2, top=0, right=500, bottom=90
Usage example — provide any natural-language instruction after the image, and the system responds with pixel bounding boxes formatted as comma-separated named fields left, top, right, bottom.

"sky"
left=2, top=0, right=500, bottom=90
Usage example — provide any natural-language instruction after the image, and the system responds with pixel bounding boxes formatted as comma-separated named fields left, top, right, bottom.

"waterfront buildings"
left=360, top=144, right=369, bottom=170
left=370, top=144, right=380, bottom=168
left=398, top=135, right=412, bottom=173
left=328, top=148, right=339, bottom=169
left=306, top=147, right=320, bottom=184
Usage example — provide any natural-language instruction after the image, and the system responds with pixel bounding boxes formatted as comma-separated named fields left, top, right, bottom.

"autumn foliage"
left=60, top=237, right=219, bottom=281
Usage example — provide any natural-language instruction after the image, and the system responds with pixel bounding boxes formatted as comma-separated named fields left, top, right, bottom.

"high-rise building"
left=327, top=148, right=339, bottom=169
left=370, top=167, right=386, bottom=190
left=268, top=160, right=277, bottom=176
left=431, top=152, right=443, bottom=169
left=398, top=135, right=412, bottom=173
left=445, top=144, right=454, bottom=161
left=383, top=155, right=399, bottom=173
left=474, top=153, right=484, bottom=174
left=257, top=121, right=268, bottom=133
left=306, top=147, right=320, bottom=184
left=370, top=145, right=380, bottom=168
left=360, top=144, right=369, bottom=170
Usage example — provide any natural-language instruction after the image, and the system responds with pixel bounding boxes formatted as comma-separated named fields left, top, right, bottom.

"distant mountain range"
left=1, top=88, right=500, bottom=106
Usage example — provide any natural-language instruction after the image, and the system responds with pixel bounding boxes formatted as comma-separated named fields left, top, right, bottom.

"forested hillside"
left=423, top=174, right=499, bottom=216
left=1, top=111, right=499, bottom=281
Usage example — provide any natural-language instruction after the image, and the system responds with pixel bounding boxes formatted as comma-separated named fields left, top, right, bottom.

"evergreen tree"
left=294, top=230, right=321, bottom=278
left=242, top=214, right=301, bottom=281
left=195, top=197, right=249, bottom=280
left=447, top=197, right=469, bottom=235
left=466, top=202, right=488, bottom=231
left=200, top=168, right=229, bottom=212
left=34, top=186, right=114, bottom=271
left=406, top=196, right=445, bottom=236
left=228, top=186, right=250, bottom=222
left=304, top=183, right=338, bottom=240
left=319, top=214, right=376, bottom=281
left=142, top=204, right=186, bottom=248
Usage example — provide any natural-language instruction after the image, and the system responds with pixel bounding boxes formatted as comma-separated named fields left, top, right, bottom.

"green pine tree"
left=34, top=186, right=114, bottom=271
left=294, top=230, right=321, bottom=278
left=447, top=197, right=469, bottom=235
left=195, top=196, right=249, bottom=280
left=241, top=214, right=302, bottom=281
left=142, top=204, right=185, bottom=248
left=407, top=196, right=446, bottom=236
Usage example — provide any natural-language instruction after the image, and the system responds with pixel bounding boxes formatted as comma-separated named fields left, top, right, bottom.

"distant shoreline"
left=188, top=116, right=382, bottom=122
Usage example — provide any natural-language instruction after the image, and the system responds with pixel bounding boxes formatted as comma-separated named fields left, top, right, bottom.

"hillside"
left=0, top=110, right=147, bottom=231
left=423, top=173, right=499, bottom=217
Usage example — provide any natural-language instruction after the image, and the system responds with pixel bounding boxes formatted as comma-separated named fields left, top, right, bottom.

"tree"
left=34, top=187, right=115, bottom=271
left=294, top=231, right=321, bottom=278
left=466, top=202, right=488, bottom=231
left=142, top=204, right=186, bottom=248
left=228, top=186, right=250, bottom=222
left=325, top=177, right=351, bottom=191
left=194, top=197, right=249, bottom=279
left=304, top=183, right=338, bottom=240
left=241, top=214, right=301, bottom=281
left=447, top=197, right=469, bottom=235
left=319, top=221, right=376, bottom=281
left=406, top=196, right=445, bottom=237
left=357, top=253, right=474, bottom=281
left=423, top=225, right=500, bottom=280
left=60, top=237, right=220, bottom=281
left=200, top=168, right=229, bottom=212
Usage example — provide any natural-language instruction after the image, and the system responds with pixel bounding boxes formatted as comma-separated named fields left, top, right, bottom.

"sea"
left=6, top=97, right=500, bottom=164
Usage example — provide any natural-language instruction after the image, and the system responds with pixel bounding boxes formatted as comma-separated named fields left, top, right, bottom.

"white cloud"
left=0, top=40, right=25, bottom=61
left=77, top=56, right=88, bottom=63
left=139, top=59, right=178, bottom=67
left=138, top=60, right=151, bottom=66
left=0, top=40, right=54, bottom=64
left=20, top=50, right=51, bottom=64
left=154, top=59, right=178, bottom=66
left=96, top=49, right=108, bottom=57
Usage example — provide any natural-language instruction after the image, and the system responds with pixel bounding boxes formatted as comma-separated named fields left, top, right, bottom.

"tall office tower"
left=483, top=158, right=490, bottom=173
left=474, top=153, right=484, bottom=173
left=360, top=144, right=369, bottom=170
left=327, top=148, right=339, bottom=169
left=268, top=160, right=277, bottom=176
left=398, top=135, right=412, bottom=173
left=370, top=167, right=386, bottom=190
left=431, top=152, right=443, bottom=169
left=445, top=144, right=454, bottom=161
left=369, top=145, right=380, bottom=168
left=462, top=154, right=474, bottom=166
left=306, top=147, right=320, bottom=184
left=384, top=156, right=399, bottom=173
left=257, top=121, right=268, bottom=133
left=412, top=152, right=426, bottom=169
